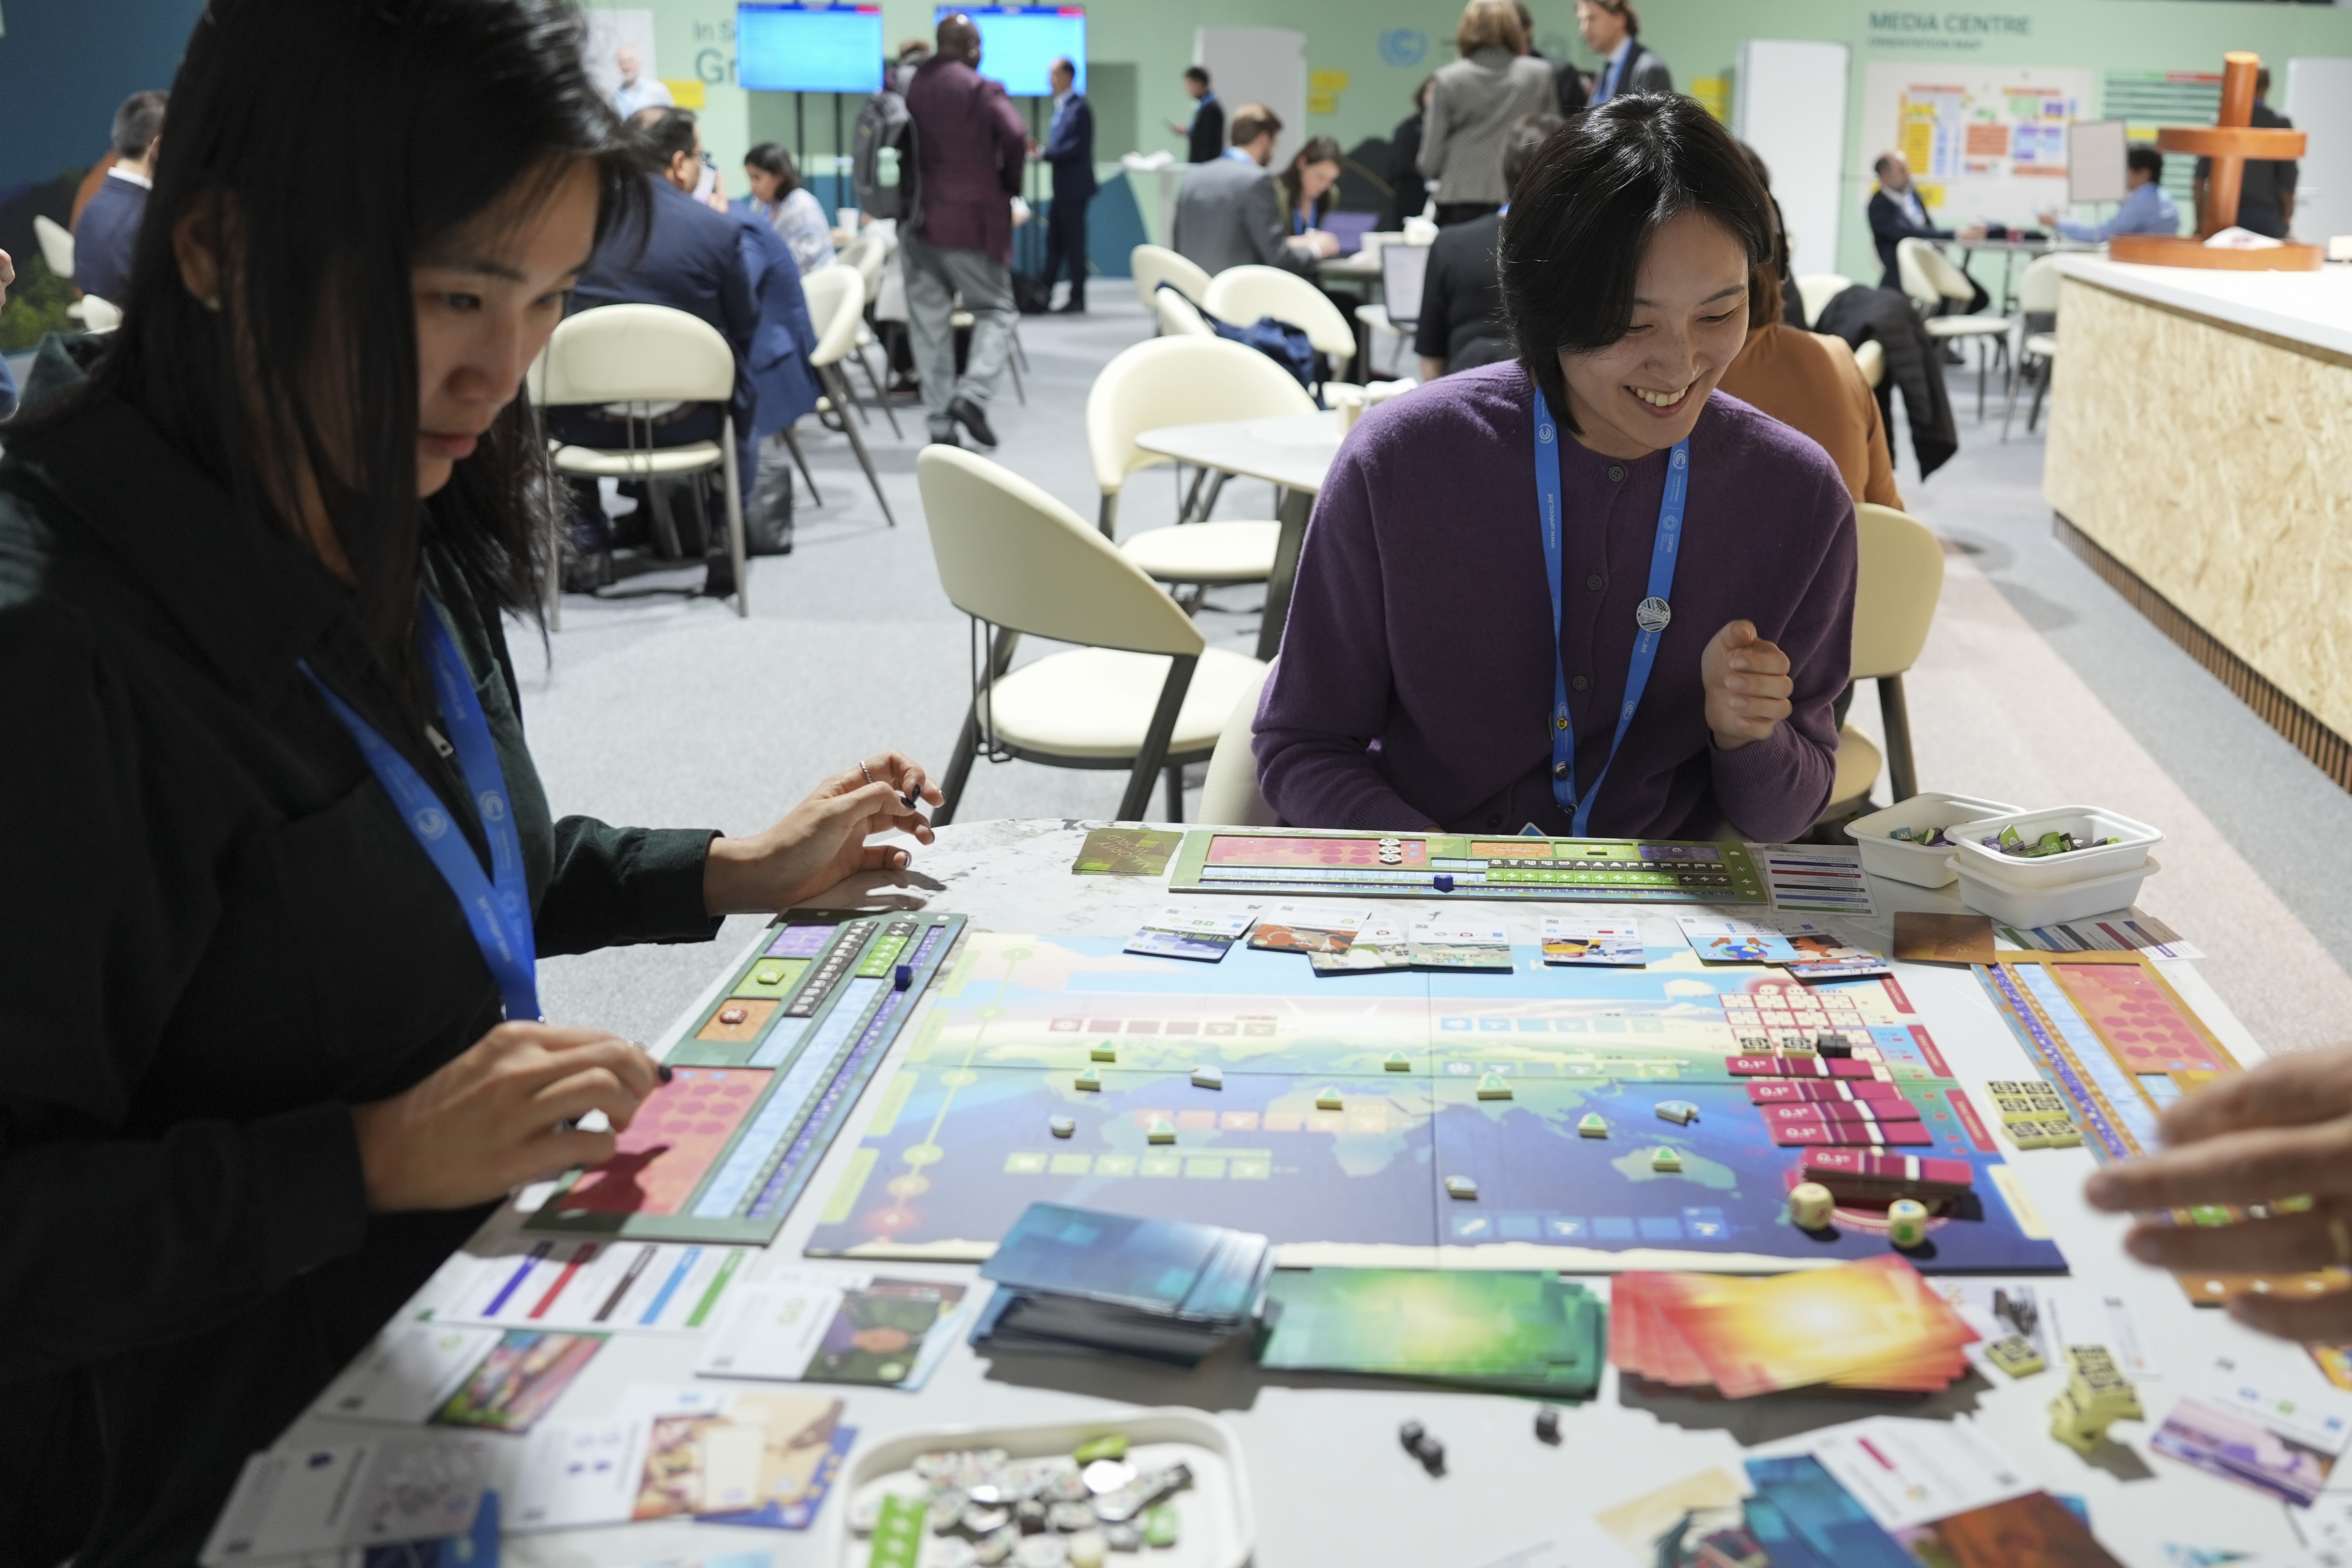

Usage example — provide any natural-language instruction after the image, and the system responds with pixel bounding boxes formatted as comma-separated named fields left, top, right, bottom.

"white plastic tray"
left=1951, top=852, right=2161, bottom=928
left=824, top=1407, right=1254, bottom=1568
left=1945, top=804, right=2162, bottom=889
left=1843, top=792, right=2022, bottom=887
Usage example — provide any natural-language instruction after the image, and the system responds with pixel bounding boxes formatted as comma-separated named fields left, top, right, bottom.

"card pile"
left=1256, top=1269, right=1604, bottom=1397
left=1247, top=903, right=1410, bottom=974
left=1676, top=916, right=1890, bottom=981
left=972, top=1203, right=1271, bottom=1366
left=1609, top=1255, right=1977, bottom=1397
left=509, top=1384, right=851, bottom=1530
left=1123, top=906, right=1257, bottom=963
left=1408, top=922, right=1515, bottom=971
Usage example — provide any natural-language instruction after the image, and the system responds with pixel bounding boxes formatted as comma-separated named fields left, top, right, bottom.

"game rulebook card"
left=1124, top=906, right=1256, bottom=963
left=1541, top=916, right=1645, bottom=967
left=1409, top=923, right=1515, bottom=971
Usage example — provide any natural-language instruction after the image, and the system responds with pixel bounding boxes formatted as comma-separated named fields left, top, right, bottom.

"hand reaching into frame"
left=702, top=750, right=944, bottom=915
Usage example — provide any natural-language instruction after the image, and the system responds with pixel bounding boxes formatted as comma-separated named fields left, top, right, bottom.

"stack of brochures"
left=971, top=1203, right=1273, bottom=1366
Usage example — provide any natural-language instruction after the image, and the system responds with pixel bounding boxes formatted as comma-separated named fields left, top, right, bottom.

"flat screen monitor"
left=939, top=6, right=1085, bottom=97
left=1381, top=243, right=1431, bottom=329
left=737, top=3, right=884, bottom=94
left=1321, top=210, right=1379, bottom=256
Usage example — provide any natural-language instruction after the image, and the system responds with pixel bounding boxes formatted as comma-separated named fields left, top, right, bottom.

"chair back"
left=527, top=303, right=733, bottom=406
left=1852, top=503, right=1945, bottom=681
left=1203, top=265, right=1355, bottom=360
left=1086, top=335, right=1320, bottom=495
left=1198, top=661, right=1278, bottom=826
left=801, top=264, right=866, bottom=369
left=1911, top=240, right=1978, bottom=306
left=918, top=445, right=1207, bottom=657
left=1795, top=272, right=1853, bottom=329
left=1154, top=286, right=1215, bottom=338
left=1131, top=244, right=1212, bottom=310
left=1852, top=337, right=1886, bottom=388
left=2016, top=253, right=2063, bottom=316
left=1894, top=238, right=1942, bottom=311
left=32, top=214, right=74, bottom=280
left=79, top=295, right=123, bottom=333
left=839, top=232, right=888, bottom=302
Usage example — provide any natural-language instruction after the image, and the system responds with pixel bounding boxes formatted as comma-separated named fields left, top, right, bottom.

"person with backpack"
left=896, top=12, right=1028, bottom=449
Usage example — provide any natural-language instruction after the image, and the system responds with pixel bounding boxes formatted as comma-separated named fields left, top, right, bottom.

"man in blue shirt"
left=1038, top=57, right=1095, bottom=313
left=2042, top=145, right=2179, bottom=243
left=74, top=90, right=167, bottom=308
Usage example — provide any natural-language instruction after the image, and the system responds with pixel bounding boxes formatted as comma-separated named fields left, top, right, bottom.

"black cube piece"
left=1534, top=1407, right=1561, bottom=1445
left=1398, top=1419, right=1425, bottom=1456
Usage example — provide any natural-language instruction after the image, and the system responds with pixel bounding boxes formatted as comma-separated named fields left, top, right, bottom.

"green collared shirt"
left=0, top=341, right=720, bottom=1566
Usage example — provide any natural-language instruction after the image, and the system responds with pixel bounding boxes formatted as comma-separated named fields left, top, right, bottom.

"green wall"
left=622, top=0, right=2352, bottom=281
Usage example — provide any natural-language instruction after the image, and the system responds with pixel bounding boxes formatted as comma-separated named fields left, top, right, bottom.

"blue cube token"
left=894, top=963, right=914, bottom=991
left=1434, top=874, right=1455, bottom=892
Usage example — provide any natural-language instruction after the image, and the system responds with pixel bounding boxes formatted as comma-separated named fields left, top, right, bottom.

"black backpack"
left=852, top=89, right=922, bottom=229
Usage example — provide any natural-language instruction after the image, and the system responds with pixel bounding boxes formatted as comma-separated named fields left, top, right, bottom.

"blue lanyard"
left=1534, top=388, right=1690, bottom=836
left=302, top=597, right=540, bottom=1020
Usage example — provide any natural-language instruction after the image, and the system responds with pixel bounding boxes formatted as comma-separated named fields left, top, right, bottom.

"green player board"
left=525, top=908, right=965, bottom=1245
left=802, top=931, right=2065, bottom=1274
left=1166, top=828, right=1768, bottom=904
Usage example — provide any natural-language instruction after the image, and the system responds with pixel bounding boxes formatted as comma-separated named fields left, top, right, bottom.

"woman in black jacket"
left=1386, top=76, right=1436, bottom=228
left=0, top=3, right=939, bottom=1562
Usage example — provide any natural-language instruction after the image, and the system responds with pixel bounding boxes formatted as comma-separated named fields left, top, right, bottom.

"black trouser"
left=1043, top=189, right=1093, bottom=304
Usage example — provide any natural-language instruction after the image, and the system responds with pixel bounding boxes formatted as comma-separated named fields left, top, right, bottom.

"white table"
left=272, top=821, right=2318, bottom=1568
left=1134, top=413, right=1341, bottom=662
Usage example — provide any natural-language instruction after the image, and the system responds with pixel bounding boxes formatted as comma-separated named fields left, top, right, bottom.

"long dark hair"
left=1499, top=96, right=1768, bottom=433
left=38, top=0, right=640, bottom=657
left=745, top=140, right=804, bottom=196
left=1279, top=135, right=1346, bottom=224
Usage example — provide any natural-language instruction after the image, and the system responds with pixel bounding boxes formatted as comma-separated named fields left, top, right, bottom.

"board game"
left=1167, top=828, right=1769, bottom=904
left=804, top=931, right=2064, bottom=1274
left=527, top=909, right=964, bottom=1245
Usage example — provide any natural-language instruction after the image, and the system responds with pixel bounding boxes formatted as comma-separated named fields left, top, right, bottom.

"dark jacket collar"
left=3, top=337, right=349, bottom=706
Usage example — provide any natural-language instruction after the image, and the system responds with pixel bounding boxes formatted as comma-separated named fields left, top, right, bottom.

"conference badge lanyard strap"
left=301, top=596, right=540, bottom=1021
left=1534, top=387, right=1690, bottom=837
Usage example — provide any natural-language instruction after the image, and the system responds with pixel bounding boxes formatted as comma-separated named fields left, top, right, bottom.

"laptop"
left=1321, top=210, right=1381, bottom=256
left=1380, top=242, right=1432, bottom=332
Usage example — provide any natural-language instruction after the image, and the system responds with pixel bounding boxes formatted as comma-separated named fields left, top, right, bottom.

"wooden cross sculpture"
left=2111, top=51, right=2318, bottom=271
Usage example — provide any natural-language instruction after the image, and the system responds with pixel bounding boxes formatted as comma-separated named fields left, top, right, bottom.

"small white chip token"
left=1049, top=1116, right=1077, bottom=1139
left=1444, top=1175, right=1479, bottom=1199
left=1191, top=1065, right=1223, bottom=1089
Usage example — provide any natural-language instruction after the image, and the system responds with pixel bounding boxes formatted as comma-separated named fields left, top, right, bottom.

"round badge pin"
left=1635, top=597, right=1672, bottom=633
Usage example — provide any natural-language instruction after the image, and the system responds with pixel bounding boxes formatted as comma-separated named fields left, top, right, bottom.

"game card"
left=695, top=1279, right=846, bottom=1384
left=1071, top=827, right=1183, bottom=877
left=2151, top=1396, right=2335, bottom=1506
left=1894, top=911, right=1995, bottom=964
left=430, top=1328, right=605, bottom=1433
left=313, top=1321, right=506, bottom=1425
left=1124, top=905, right=1256, bottom=962
left=509, top=1417, right=648, bottom=1531
left=1248, top=903, right=1372, bottom=956
left=1781, top=931, right=1895, bottom=982
left=1752, top=843, right=1876, bottom=915
left=1677, top=917, right=1805, bottom=965
left=1409, top=923, right=1515, bottom=971
left=1540, top=917, right=1644, bottom=967
left=1809, top=1417, right=2034, bottom=1530
left=1310, top=918, right=1411, bottom=973
left=199, top=1437, right=490, bottom=1564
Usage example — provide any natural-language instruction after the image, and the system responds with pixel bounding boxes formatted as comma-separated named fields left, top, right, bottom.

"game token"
left=1399, top=1419, right=1426, bottom=1451
left=1090, top=1043, right=1117, bottom=1062
left=755, top=965, right=785, bottom=986
left=1578, top=1112, right=1609, bottom=1137
left=895, top=963, right=914, bottom=991
left=1650, top=1147, right=1682, bottom=1174
left=1143, top=1507, right=1180, bottom=1548
left=1041, top=1467, right=1092, bottom=1504
left=2005, top=1118, right=2081, bottom=1150
left=1049, top=1116, right=1076, bottom=1139
left=1476, top=1072, right=1513, bottom=1100
left=1065, top=1532, right=1108, bottom=1568
left=1315, top=1088, right=1343, bottom=1110
left=1887, top=1198, right=1931, bottom=1248
left=1444, top=1175, right=1479, bottom=1199
left=1080, top=1459, right=1134, bottom=1495
left=1787, top=1181, right=1835, bottom=1230
left=1074, top=1067, right=1101, bottom=1091
left=1384, top=1052, right=1412, bottom=1072
left=852, top=1498, right=882, bottom=1535
left=1814, top=1032, right=1854, bottom=1058
left=719, top=1006, right=748, bottom=1026
left=871, top=1495, right=928, bottom=1568
left=1987, top=1334, right=2045, bottom=1378
left=1016, top=1498, right=1049, bottom=1533
left=1146, top=1119, right=1176, bottom=1145
left=1073, top=1435, right=1127, bottom=1464
left=931, top=1493, right=970, bottom=1532
left=1014, top=1536, right=1067, bottom=1568
left=1534, top=1406, right=1561, bottom=1445
left=1048, top=1502, right=1096, bottom=1532
left=975, top=1531, right=1018, bottom=1568
left=1102, top=1524, right=1141, bottom=1552
left=1433, top=874, right=1455, bottom=892
left=932, top=1544, right=980, bottom=1568
left=1654, top=1099, right=1699, bottom=1125
left=1191, top=1065, right=1223, bottom=1090
left=962, top=1505, right=1013, bottom=1535
left=967, top=1485, right=1005, bottom=1508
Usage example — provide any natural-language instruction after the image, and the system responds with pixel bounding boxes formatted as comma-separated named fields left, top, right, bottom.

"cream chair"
left=77, top=296, right=123, bottom=332
left=1795, top=272, right=1854, bottom=329
left=920, top=446, right=1269, bottom=823
left=529, top=303, right=751, bottom=621
left=802, top=264, right=897, bottom=526
left=1154, top=285, right=1215, bottom=338
left=1851, top=337, right=1886, bottom=389
left=1132, top=244, right=1212, bottom=314
left=835, top=233, right=902, bottom=438
left=2002, top=254, right=2062, bottom=441
left=1203, top=264, right=1354, bottom=384
left=1089, top=337, right=1318, bottom=605
left=1820, top=502, right=1946, bottom=819
left=32, top=215, right=73, bottom=282
left=1198, top=662, right=1279, bottom=826
left=1897, top=238, right=2009, bottom=418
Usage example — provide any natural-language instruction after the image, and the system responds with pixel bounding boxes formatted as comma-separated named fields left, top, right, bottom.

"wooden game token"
left=1987, top=1334, right=2044, bottom=1378
left=1384, top=1052, right=1412, bottom=1071
left=1049, top=1116, right=1076, bottom=1138
left=1476, top=1072, right=1513, bottom=1100
left=1887, top=1197, right=1930, bottom=1247
left=1090, top=1043, right=1117, bottom=1062
left=1444, top=1175, right=1479, bottom=1198
left=1074, top=1067, right=1101, bottom=1090
left=1787, top=1181, right=1835, bottom=1230
left=1315, top=1088, right=1343, bottom=1110
left=1191, top=1065, right=1223, bottom=1089
left=1578, top=1112, right=1609, bottom=1137
left=1146, top=1118, right=1176, bottom=1145
left=1650, top=1147, right=1682, bottom=1174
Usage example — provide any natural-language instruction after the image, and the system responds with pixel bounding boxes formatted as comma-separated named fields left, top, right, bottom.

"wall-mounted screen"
left=737, top=3, right=884, bottom=94
left=938, top=6, right=1085, bottom=98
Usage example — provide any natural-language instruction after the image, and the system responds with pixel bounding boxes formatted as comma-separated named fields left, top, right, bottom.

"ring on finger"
left=860, top=761, right=874, bottom=785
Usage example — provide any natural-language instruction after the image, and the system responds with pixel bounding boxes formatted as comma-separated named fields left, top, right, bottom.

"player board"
left=1977, top=951, right=2350, bottom=1307
left=526, top=909, right=965, bottom=1245
left=1167, top=828, right=1769, bottom=904
left=803, top=931, right=2064, bottom=1274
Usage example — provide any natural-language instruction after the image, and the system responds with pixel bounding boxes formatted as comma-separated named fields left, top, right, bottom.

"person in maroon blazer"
left=902, top=13, right=1029, bottom=449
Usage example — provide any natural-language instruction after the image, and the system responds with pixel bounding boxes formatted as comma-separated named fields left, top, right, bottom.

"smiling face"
left=410, top=158, right=599, bottom=498
left=1555, top=207, right=1749, bottom=461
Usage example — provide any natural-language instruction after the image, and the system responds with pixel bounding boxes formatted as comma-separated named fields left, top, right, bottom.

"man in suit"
left=1171, top=67, right=1224, bottom=164
left=904, top=12, right=1030, bottom=448
left=1576, top=0, right=1670, bottom=103
left=2196, top=67, right=2298, bottom=239
left=1039, top=57, right=1095, bottom=314
left=1867, top=151, right=1985, bottom=294
left=560, top=106, right=759, bottom=594
left=1171, top=105, right=1336, bottom=278
left=74, top=90, right=166, bottom=307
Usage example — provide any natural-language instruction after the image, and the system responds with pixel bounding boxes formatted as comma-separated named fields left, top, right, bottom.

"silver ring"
left=860, top=762, right=874, bottom=785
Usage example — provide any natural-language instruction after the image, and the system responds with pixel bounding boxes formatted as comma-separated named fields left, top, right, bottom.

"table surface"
left=276, top=820, right=2321, bottom=1568
left=2057, top=252, right=2352, bottom=358
left=1135, top=412, right=1342, bottom=495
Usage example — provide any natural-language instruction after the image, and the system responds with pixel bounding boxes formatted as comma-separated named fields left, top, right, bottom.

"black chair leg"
left=1164, top=763, right=1185, bottom=822
left=1116, top=655, right=1197, bottom=820
left=1878, top=674, right=1918, bottom=804
left=935, top=701, right=982, bottom=827
left=781, top=427, right=823, bottom=508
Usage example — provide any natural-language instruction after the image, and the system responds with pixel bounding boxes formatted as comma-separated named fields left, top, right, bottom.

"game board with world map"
left=803, top=930, right=2067, bottom=1274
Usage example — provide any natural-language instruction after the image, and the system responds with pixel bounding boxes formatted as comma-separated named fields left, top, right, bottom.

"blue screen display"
left=737, top=3, right=884, bottom=94
left=937, top=6, right=1086, bottom=97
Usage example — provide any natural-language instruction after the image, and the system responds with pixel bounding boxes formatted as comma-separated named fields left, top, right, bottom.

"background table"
left=276, top=820, right=2318, bottom=1568
left=1135, top=413, right=1340, bottom=661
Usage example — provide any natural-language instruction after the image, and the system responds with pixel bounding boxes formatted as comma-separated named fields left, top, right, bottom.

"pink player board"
left=560, top=1067, right=769, bottom=1215
left=1204, top=834, right=1430, bottom=869
left=2052, top=962, right=2231, bottom=1076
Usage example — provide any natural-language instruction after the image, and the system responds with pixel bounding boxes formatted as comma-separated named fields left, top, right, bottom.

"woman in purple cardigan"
left=1254, top=94, right=1856, bottom=844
